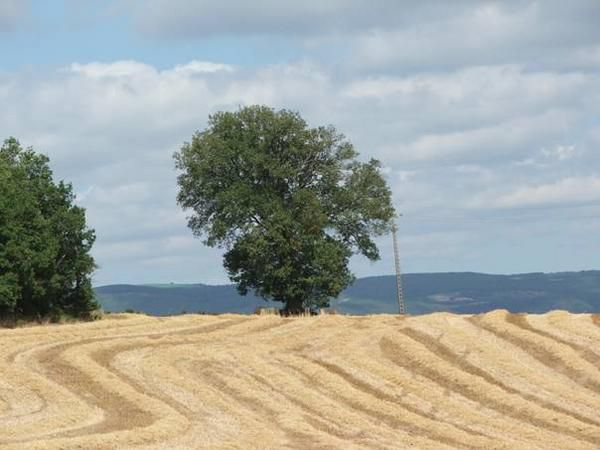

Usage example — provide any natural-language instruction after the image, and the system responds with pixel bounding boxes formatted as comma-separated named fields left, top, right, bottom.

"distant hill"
left=94, top=270, right=600, bottom=316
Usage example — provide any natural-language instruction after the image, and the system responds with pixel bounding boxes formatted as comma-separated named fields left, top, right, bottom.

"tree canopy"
left=175, top=106, right=395, bottom=313
left=0, top=138, right=97, bottom=319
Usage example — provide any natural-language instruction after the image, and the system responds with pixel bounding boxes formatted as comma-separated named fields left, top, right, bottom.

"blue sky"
left=2, top=1, right=302, bottom=70
left=2, top=0, right=600, bottom=286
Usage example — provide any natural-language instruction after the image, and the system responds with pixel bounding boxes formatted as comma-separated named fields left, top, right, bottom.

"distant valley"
left=95, top=270, right=600, bottom=315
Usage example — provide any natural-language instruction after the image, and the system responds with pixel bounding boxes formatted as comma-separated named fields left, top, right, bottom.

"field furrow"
left=0, top=311, right=598, bottom=449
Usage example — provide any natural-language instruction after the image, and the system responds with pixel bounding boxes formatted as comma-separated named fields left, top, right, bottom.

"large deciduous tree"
left=0, top=138, right=98, bottom=319
left=175, top=106, right=395, bottom=314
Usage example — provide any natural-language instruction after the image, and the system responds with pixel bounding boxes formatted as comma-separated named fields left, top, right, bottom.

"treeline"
left=1, top=106, right=395, bottom=321
left=0, top=138, right=98, bottom=321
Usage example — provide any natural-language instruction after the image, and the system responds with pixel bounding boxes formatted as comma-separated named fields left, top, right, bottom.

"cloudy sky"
left=2, top=0, right=600, bottom=286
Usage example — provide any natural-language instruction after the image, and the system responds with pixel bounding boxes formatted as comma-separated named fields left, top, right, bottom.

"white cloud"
left=117, top=0, right=600, bottom=75
left=558, top=45, right=600, bottom=70
left=124, top=0, right=600, bottom=63
left=1, top=0, right=598, bottom=282
left=541, top=145, right=578, bottom=162
left=342, top=65, right=587, bottom=117
left=382, top=109, right=577, bottom=164
left=173, top=61, right=235, bottom=74
left=2, top=55, right=600, bottom=284
left=68, top=60, right=157, bottom=78
left=341, top=2, right=600, bottom=71
left=472, top=176, right=600, bottom=209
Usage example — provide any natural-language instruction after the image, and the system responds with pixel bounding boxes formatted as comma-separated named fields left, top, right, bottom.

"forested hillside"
left=95, top=270, right=600, bottom=315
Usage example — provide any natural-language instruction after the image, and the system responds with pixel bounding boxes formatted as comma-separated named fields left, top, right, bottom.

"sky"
left=2, top=0, right=600, bottom=286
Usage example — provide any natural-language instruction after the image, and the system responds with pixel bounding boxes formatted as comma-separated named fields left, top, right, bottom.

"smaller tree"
left=175, top=106, right=395, bottom=313
left=0, top=138, right=98, bottom=319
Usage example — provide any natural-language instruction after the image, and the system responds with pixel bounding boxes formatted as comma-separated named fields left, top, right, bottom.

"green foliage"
left=0, top=138, right=98, bottom=319
left=174, top=106, right=395, bottom=313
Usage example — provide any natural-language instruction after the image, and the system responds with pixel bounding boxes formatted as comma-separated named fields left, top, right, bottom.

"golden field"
left=0, top=311, right=599, bottom=449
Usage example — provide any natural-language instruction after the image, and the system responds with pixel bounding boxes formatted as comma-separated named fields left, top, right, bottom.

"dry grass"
left=0, top=310, right=599, bottom=449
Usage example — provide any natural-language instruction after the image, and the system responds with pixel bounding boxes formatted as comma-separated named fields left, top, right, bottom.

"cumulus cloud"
left=481, top=177, right=600, bottom=209
left=386, top=110, right=577, bottom=164
left=541, top=145, right=578, bottom=162
left=3, top=38, right=600, bottom=284
left=335, top=1, right=600, bottom=72
left=117, top=0, right=600, bottom=75
left=124, top=0, right=600, bottom=46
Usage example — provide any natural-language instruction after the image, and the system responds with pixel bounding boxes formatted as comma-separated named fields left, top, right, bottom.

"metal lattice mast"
left=392, top=216, right=406, bottom=315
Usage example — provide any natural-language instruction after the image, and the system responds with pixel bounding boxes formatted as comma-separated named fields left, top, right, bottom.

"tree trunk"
left=283, top=297, right=304, bottom=316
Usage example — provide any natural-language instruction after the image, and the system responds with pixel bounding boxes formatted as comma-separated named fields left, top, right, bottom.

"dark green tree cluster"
left=0, top=138, right=98, bottom=319
left=175, top=106, right=395, bottom=313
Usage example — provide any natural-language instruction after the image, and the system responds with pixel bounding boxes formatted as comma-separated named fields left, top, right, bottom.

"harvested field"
left=1, top=311, right=599, bottom=449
